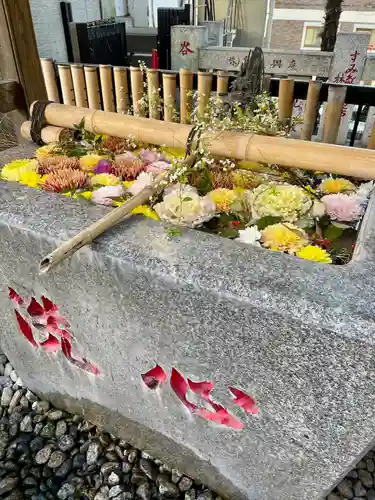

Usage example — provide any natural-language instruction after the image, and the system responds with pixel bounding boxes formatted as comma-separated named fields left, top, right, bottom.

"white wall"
left=147, top=0, right=181, bottom=27
left=30, top=0, right=101, bottom=61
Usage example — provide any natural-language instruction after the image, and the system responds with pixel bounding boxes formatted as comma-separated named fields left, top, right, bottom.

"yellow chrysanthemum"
left=19, top=171, right=43, bottom=188
left=208, top=188, right=237, bottom=213
left=123, top=180, right=135, bottom=189
left=132, top=205, right=160, bottom=220
left=320, top=178, right=356, bottom=194
left=232, top=170, right=263, bottom=189
left=72, top=191, right=92, bottom=200
left=90, top=174, right=120, bottom=186
left=261, top=223, right=308, bottom=254
left=296, top=245, right=332, bottom=264
left=80, top=154, right=104, bottom=172
left=1, top=159, right=38, bottom=182
left=35, top=144, right=57, bottom=158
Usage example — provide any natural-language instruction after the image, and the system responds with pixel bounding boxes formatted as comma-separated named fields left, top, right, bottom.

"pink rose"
left=321, top=194, right=363, bottom=222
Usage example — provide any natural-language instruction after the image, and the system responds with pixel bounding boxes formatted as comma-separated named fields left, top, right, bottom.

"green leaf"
left=331, top=221, right=352, bottom=229
left=182, top=197, right=193, bottom=202
left=324, top=224, right=344, bottom=241
left=165, top=226, right=182, bottom=238
left=256, top=216, right=282, bottom=230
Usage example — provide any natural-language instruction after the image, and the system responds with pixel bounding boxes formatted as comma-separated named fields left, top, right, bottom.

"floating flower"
left=1, top=159, right=38, bottom=182
left=232, top=170, right=263, bottom=189
left=146, top=161, right=170, bottom=173
left=112, top=158, right=146, bottom=180
left=38, top=156, right=80, bottom=175
left=311, top=200, right=326, bottom=218
left=80, top=154, right=104, bottom=172
left=296, top=245, right=332, bottom=264
left=43, top=169, right=88, bottom=192
left=102, top=136, right=128, bottom=153
left=90, top=173, right=120, bottom=186
left=95, top=159, right=113, bottom=174
left=139, top=149, right=166, bottom=164
left=251, top=183, right=312, bottom=222
left=320, top=177, right=356, bottom=194
left=261, top=223, right=308, bottom=254
left=132, top=205, right=160, bottom=220
left=154, top=189, right=215, bottom=227
left=19, top=171, right=43, bottom=188
left=236, top=226, right=261, bottom=246
left=321, top=194, right=363, bottom=222
left=126, top=172, right=154, bottom=196
left=91, top=185, right=125, bottom=206
left=208, top=188, right=238, bottom=213
left=35, top=144, right=57, bottom=158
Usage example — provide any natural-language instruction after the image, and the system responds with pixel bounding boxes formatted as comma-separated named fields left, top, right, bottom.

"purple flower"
left=139, top=149, right=166, bottom=164
left=146, top=161, right=170, bottom=173
left=95, top=159, right=112, bottom=174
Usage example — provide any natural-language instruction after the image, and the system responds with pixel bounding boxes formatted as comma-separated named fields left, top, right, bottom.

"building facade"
left=269, top=0, right=375, bottom=50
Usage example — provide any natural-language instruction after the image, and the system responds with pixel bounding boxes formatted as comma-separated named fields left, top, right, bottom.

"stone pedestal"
left=171, top=25, right=208, bottom=72
left=2, top=146, right=375, bottom=500
left=200, top=21, right=224, bottom=47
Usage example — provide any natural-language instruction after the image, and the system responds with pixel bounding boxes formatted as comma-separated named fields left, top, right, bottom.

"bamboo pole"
left=21, top=121, right=73, bottom=143
left=113, top=67, right=129, bottom=114
left=58, top=65, right=75, bottom=106
left=217, top=71, right=229, bottom=94
left=197, top=71, right=213, bottom=119
left=39, top=154, right=197, bottom=273
left=147, top=69, right=160, bottom=120
left=71, top=64, right=88, bottom=108
left=99, top=65, right=115, bottom=112
left=278, top=78, right=295, bottom=125
left=368, top=122, right=375, bottom=149
left=130, top=66, right=144, bottom=117
left=180, top=68, right=193, bottom=124
left=163, top=72, right=176, bottom=122
left=84, top=66, right=101, bottom=110
left=40, top=58, right=60, bottom=103
left=322, top=85, right=347, bottom=144
left=301, top=79, right=322, bottom=141
left=24, top=102, right=375, bottom=180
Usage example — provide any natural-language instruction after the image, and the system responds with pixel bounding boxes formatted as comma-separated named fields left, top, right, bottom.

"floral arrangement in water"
left=1, top=123, right=373, bottom=266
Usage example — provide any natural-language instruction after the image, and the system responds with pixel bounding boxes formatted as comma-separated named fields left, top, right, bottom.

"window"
left=354, top=26, right=375, bottom=51
left=301, top=23, right=323, bottom=50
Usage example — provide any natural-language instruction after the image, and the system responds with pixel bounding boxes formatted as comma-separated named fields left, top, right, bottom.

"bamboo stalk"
left=71, top=64, right=88, bottom=108
left=113, top=67, right=129, bottom=114
left=180, top=68, right=193, bottom=124
left=147, top=69, right=160, bottom=120
left=163, top=72, right=176, bottom=122
left=21, top=121, right=73, bottom=143
left=217, top=71, right=229, bottom=94
left=40, top=58, right=60, bottom=102
left=58, top=65, right=75, bottom=106
left=99, top=65, right=115, bottom=112
left=24, top=102, right=375, bottom=180
left=197, top=71, right=213, bottom=119
left=130, top=67, right=144, bottom=117
left=368, top=122, right=375, bottom=149
left=278, top=78, right=295, bottom=125
left=301, top=79, right=322, bottom=141
left=39, top=154, right=197, bottom=274
left=84, top=66, right=101, bottom=110
left=322, top=85, right=347, bottom=144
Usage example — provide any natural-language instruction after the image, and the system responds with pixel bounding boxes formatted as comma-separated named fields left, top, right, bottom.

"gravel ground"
left=0, top=349, right=219, bottom=500
left=0, top=346, right=373, bottom=500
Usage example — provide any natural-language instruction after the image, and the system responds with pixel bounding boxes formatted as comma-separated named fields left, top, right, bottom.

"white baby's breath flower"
left=236, top=226, right=261, bottom=246
left=357, top=181, right=374, bottom=203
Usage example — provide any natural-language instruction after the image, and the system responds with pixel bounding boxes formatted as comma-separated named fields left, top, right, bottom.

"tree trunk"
left=320, top=0, right=344, bottom=52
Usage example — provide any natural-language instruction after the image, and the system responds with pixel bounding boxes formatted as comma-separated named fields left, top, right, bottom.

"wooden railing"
left=40, top=58, right=375, bottom=149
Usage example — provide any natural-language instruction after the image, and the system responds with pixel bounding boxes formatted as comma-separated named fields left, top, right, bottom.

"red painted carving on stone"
left=179, top=41, right=193, bottom=56
left=142, top=365, right=258, bottom=430
left=333, top=50, right=360, bottom=117
left=9, top=288, right=100, bottom=376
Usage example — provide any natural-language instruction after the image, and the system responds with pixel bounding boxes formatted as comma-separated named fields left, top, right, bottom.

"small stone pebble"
left=179, top=477, right=194, bottom=492
left=9, top=370, right=18, bottom=382
left=158, top=476, right=180, bottom=497
left=336, top=479, right=354, bottom=499
left=1, top=387, right=13, bottom=407
left=358, top=469, right=373, bottom=488
left=4, top=363, right=13, bottom=377
left=140, top=458, right=158, bottom=480
left=87, top=441, right=101, bottom=465
left=40, top=422, right=55, bottom=439
left=57, top=483, right=75, bottom=499
left=0, top=476, right=19, bottom=495
left=367, top=489, right=375, bottom=500
left=353, top=480, right=366, bottom=497
left=185, top=489, right=196, bottom=500
left=35, top=445, right=53, bottom=465
left=47, top=450, right=66, bottom=468
left=197, top=490, right=214, bottom=500
left=55, top=420, right=68, bottom=438
left=20, top=415, right=33, bottom=433
left=137, top=482, right=151, bottom=500
left=108, top=472, right=120, bottom=486
left=32, top=401, right=50, bottom=414
left=109, top=485, right=124, bottom=497
left=47, top=409, right=65, bottom=420
left=57, top=434, right=75, bottom=452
